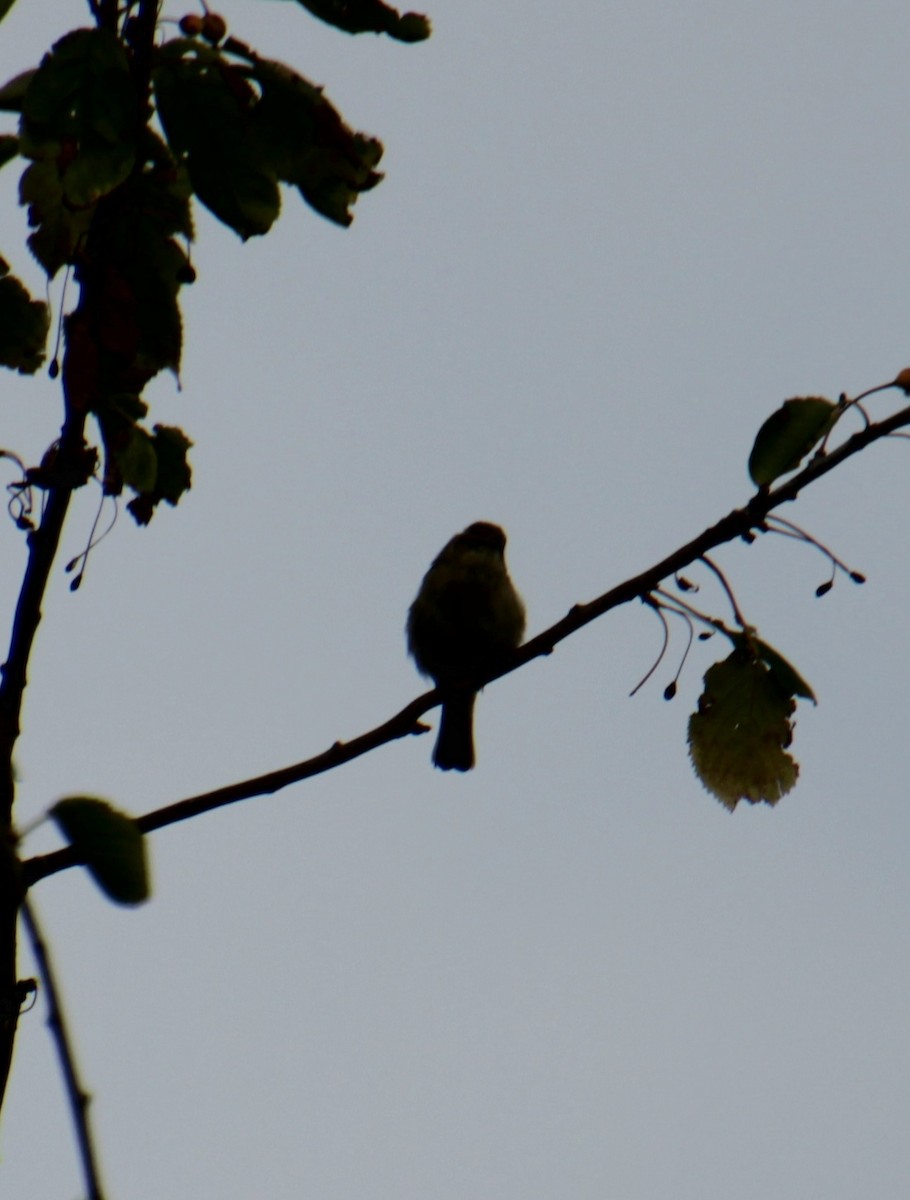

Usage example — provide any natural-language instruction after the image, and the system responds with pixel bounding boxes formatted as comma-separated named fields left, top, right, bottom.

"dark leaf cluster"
left=0, top=3, right=427, bottom=523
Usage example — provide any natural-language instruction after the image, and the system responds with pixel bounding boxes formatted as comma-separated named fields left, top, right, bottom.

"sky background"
left=1, top=1, right=909, bottom=1196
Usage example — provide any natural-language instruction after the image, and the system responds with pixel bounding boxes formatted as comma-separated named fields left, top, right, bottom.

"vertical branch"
left=20, top=896, right=107, bottom=1200
left=96, top=0, right=119, bottom=32
left=0, top=417, right=89, bottom=1107
left=0, top=455, right=85, bottom=820
left=0, top=0, right=164, bottom=1121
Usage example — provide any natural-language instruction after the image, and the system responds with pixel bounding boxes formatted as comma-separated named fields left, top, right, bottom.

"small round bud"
left=396, top=12, right=431, bottom=41
left=201, top=12, right=227, bottom=43
left=179, top=14, right=204, bottom=36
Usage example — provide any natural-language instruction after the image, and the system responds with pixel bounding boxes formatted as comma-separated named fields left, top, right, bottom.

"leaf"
left=240, top=49, right=384, bottom=226
left=153, top=41, right=280, bottom=239
left=0, top=134, right=18, bottom=168
left=150, top=424, right=193, bottom=503
left=101, top=212, right=189, bottom=379
left=0, top=68, right=36, bottom=112
left=290, top=0, right=431, bottom=41
left=0, top=259, right=49, bottom=373
left=0, top=0, right=19, bottom=25
left=20, top=29, right=137, bottom=206
left=115, top=426, right=158, bottom=493
left=50, top=796, right=150, bottom=905
left=95, top=396, right=192, bottom=517
left=125, top=424, right=193, bottom=524
left=748, top=396, right=837, bottom=487
left=688, top=649, right=801, bottom=811
left=19, top=158, right=94, bottom=277
left=733, top=634, right=816, bottom=703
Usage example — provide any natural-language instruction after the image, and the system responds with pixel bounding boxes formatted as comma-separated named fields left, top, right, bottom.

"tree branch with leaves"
left=0, top=0, right=906, bottom=1196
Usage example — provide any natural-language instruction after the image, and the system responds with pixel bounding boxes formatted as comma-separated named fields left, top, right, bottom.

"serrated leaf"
left=733, top=634, right=816, bottom=703
left=51, top=796, right=150, bottom=905
left=115, top=426, right=158, bottom=492
left=688, top=649, right=800, bottom=811
left=100, top=215, right=187, bottom=379
left=20, top=29, right=136, bottom=205
left=0, top=134, right=18, bottom=168
left=19, top=158, right=94, bottom=277
left=60, top=138, right=136, bottom=207
left=0, top=261, right=49, bottom=373
left=0, top=68, right=34, bottom=111
left=748, top=396, right=837, bottom=487
left=240, top=50, right=384, bottom=226
left=22, top=29, right=132, bottom=140
left=153, top=44, right=279, bottom=239
left=124, top=424, right=193, bottom=525
left=150, top=424, right=193, bottom=503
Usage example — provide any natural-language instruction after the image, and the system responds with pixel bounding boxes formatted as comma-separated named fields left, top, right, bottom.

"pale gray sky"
left=1, top=1, right=909, bottom=1197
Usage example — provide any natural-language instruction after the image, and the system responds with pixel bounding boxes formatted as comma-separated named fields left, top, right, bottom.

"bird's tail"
left=434, top=691, right=476, bottom=771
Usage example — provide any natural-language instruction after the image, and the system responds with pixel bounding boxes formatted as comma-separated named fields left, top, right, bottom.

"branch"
left=0, top=439, right=87, bottom=822
left=0, top=421, right=90, bottom=1107
left=0, top=4, right=191, bottom=1114
left=23, top=400, right=910, bottom=889
left=20, top=895, right=106, bottom=1200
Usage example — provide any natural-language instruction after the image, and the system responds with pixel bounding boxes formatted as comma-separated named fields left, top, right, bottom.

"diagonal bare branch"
left=20, top=895, right=106, bottom=1200
left=24, top=400, right=910, bottom=890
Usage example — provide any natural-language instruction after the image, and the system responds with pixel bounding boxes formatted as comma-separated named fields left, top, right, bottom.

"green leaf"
left=22, top=29, right=132, bottom=141
left=150, top=424, right=193, bottom=503
left=20, top=29, right=136, bottom=206
left=153, top=42, right=280, bottom=239
left=291, top=0, right=431, bottom=41
left=0, top=68, right=36, bottom=112
left=115, top=426, right=158, bottom=492
left=60, top=138, right=136, bottom=208
left=50, top=796, right=150, bottom=905
left=688, top=649, right=801, bottom=811
left=123, top=424, right=193, bottom=525
left=19, top=158, right=95, bottom=277
left=240, top=49, right=384, bottom=226
left=0, top=134, right=18, bottom=169
left=100, top=208, right=188, bottom=379
left=96, top=391, right=149, bottom=425
left=95, top=396, right=185, bottom=504
left=0, top=258, right=49, bottom=373
left=740, top=635, right=816, bottom=703
left=748, top=396, right=837, bottom=487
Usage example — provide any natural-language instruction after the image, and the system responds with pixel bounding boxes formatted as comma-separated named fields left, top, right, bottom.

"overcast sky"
left=1, top=1, right=909, bottom=1197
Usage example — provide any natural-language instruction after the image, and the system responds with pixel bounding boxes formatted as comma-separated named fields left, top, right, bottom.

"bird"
left=407, top=521, right=526, bottom=771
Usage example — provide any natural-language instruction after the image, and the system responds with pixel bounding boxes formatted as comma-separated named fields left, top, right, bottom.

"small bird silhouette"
left=407, top=522, right=525, bottom=770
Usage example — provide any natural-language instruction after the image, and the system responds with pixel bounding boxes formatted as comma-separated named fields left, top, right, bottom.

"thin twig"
left=628, top=596, right=670, bottom=696
left=651, top=588, right=730, bottom=638
left=19, top=895, right=106, bottom=1200
left=700, top=554, right=749, bottom=629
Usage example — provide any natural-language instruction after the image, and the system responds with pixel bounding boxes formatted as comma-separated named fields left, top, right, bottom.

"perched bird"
left=407, top=521, right=526, bottom=771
